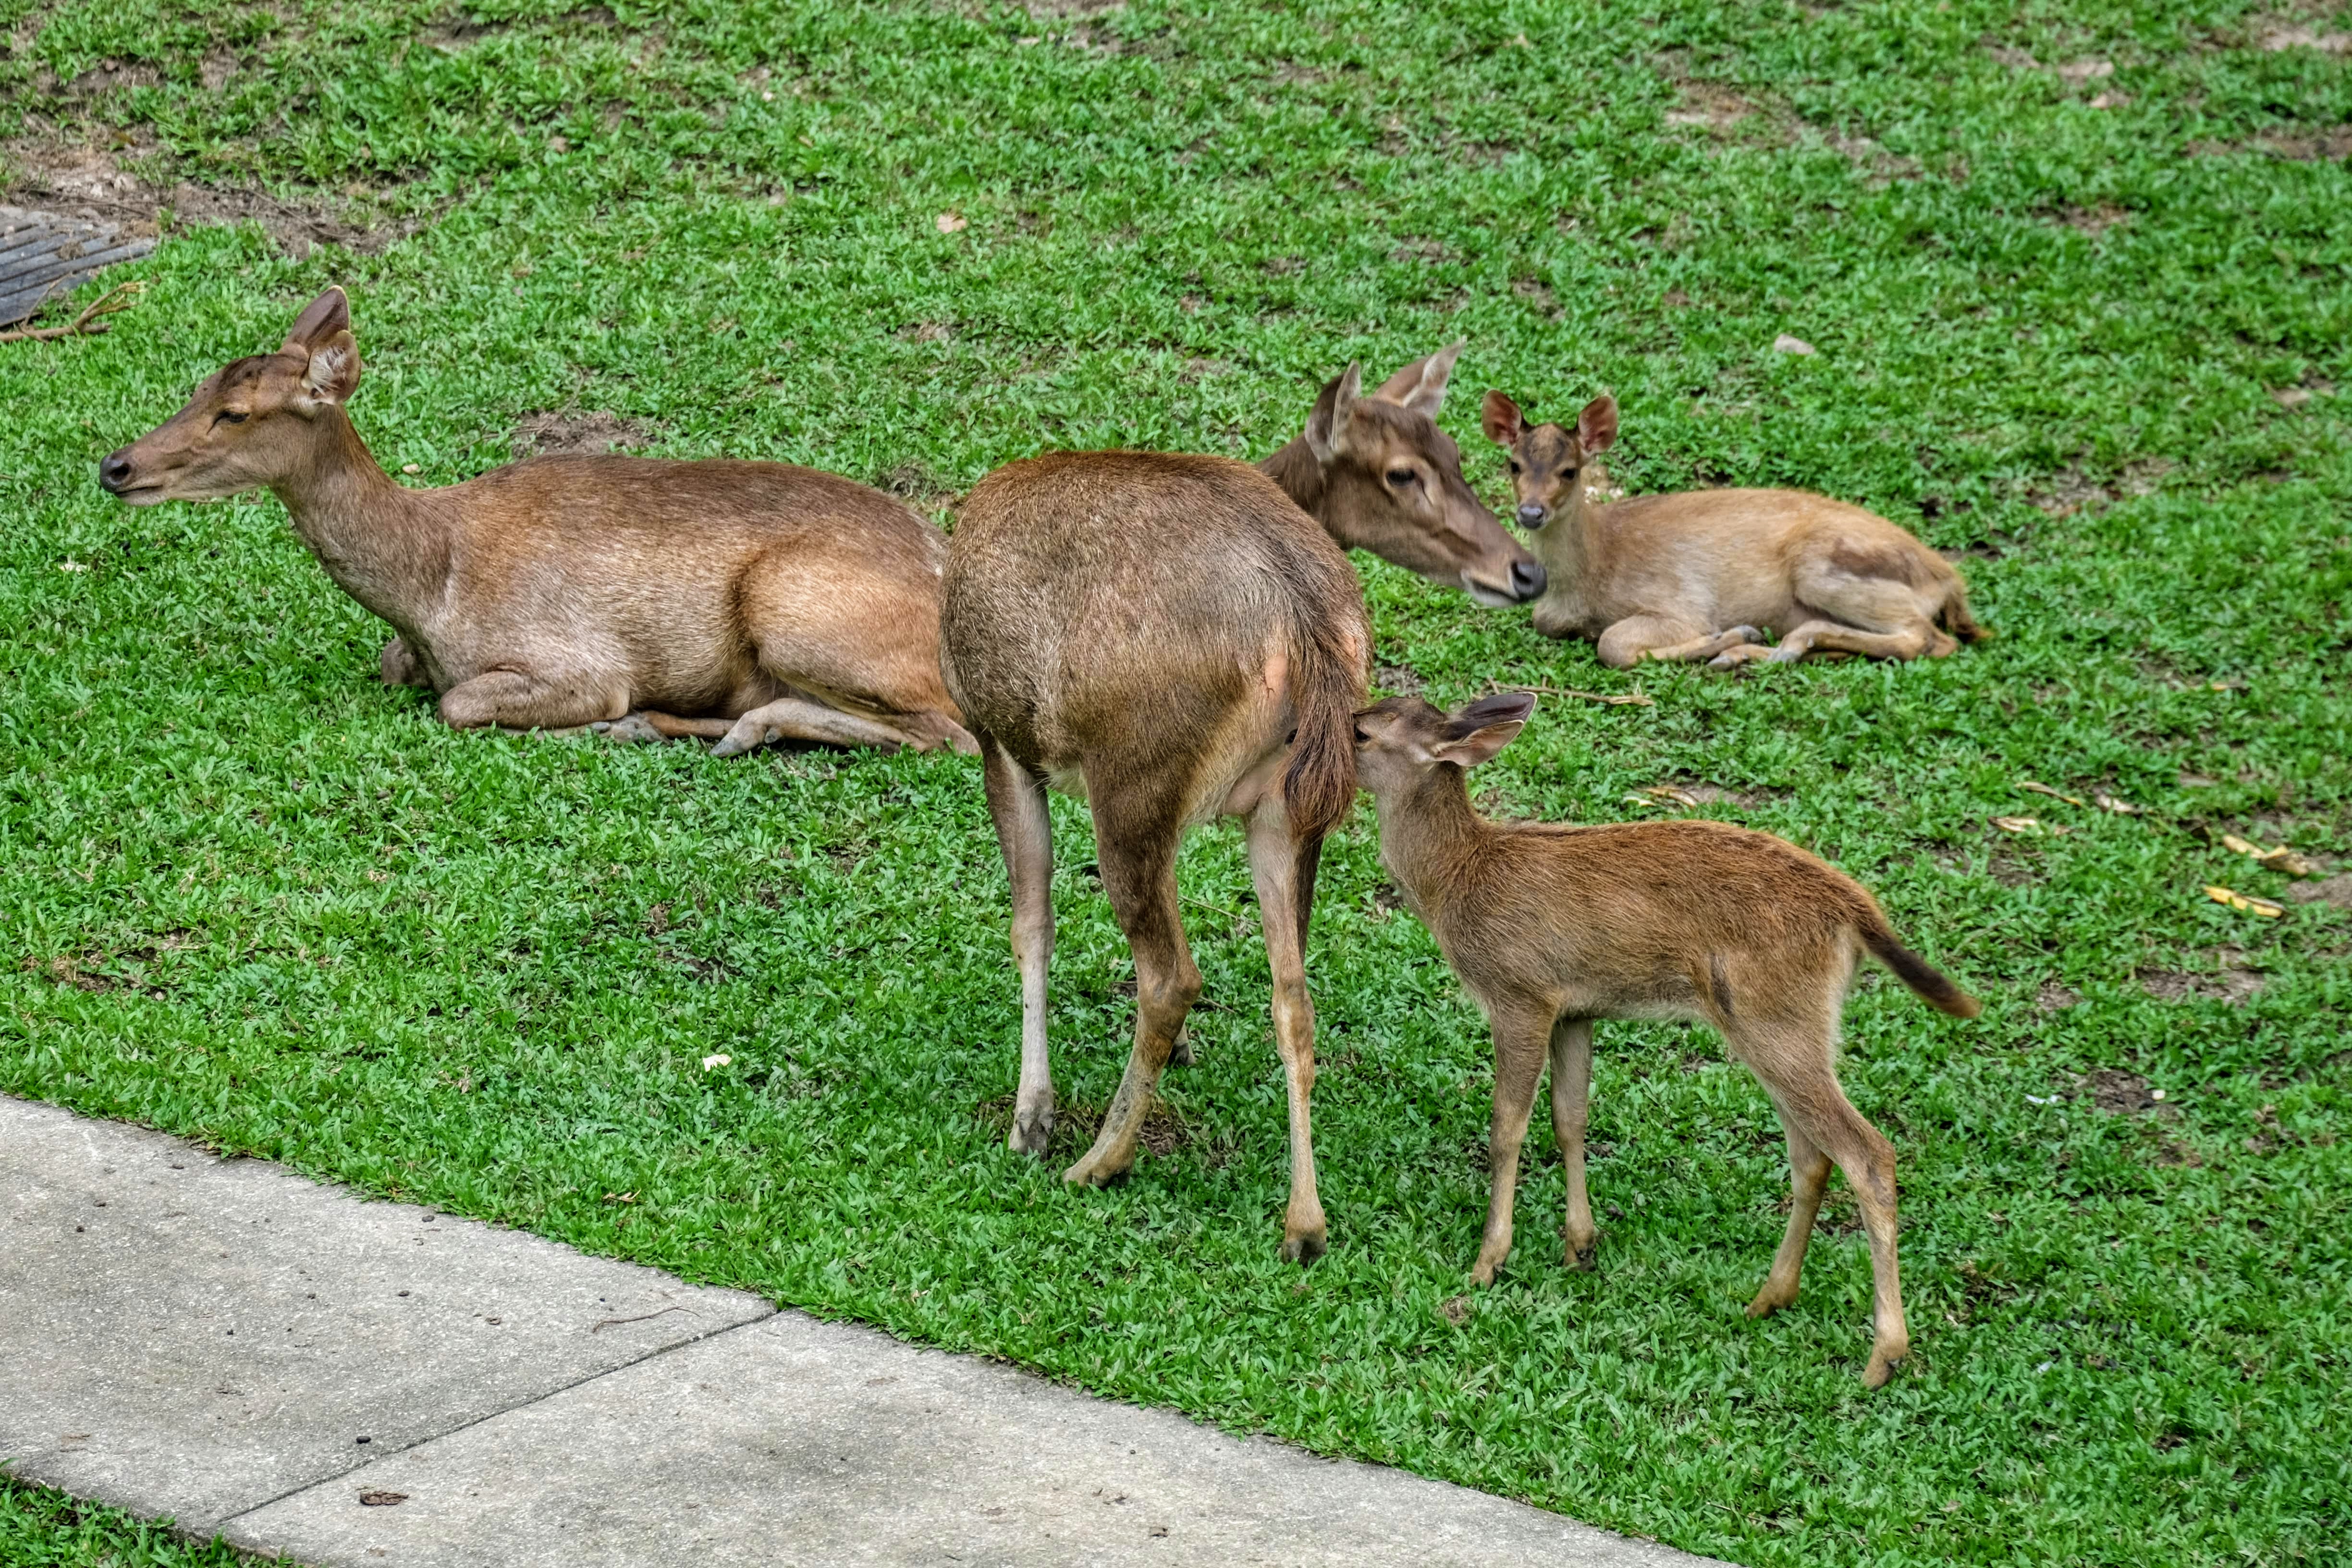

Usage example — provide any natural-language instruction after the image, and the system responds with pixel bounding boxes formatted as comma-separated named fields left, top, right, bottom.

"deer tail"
left=1279, top=609, right=1364, bottom=844
left=1859, top=920, right=1981, bottom=1018
left=1941, top=581, right=1992, bottom=643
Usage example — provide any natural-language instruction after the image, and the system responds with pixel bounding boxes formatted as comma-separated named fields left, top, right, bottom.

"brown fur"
left=100, top=288, right=974, bottom=756
left=1355, top=693, right=1980, bottom=1387
left=941, top=450, right=1370, bottom=1263
left=1260, top=346, right=1546, bottom=607
left=1482, top=391, right=1986, bottom=668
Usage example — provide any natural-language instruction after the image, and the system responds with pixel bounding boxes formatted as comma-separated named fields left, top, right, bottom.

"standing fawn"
left=942, top=452, right=1369, bottom=1264
left=1261, top=345, right=1546, bottom=608
left=1355, top=693, right=1979, bottom=1386
left=101, top=287, right=974, bottom=756
left=1482, top=391, right=1986, bottom=668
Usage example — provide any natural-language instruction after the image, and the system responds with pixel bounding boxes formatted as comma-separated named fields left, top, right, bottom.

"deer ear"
left=293, top=329, right=362, bottom=413
left=1305, top=362, right=1363, bottom=462
left=281, top=287, right=351, bottom=353
left=1576, top=394, right=1618, bottom=455
left=1432, top=692, right=1536, bottom=768
left=1481, top=390, right=1524, bottom=447
left=1373, top=341, right=1464, bottom=416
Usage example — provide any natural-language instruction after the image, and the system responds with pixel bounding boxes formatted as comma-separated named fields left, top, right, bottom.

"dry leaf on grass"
left=1993, top=815, right=2066, bottom=835
left=935, top=212, right=968, bottom=233
left=2220, top=834, right=2322, bottom=878
left=2094, top=792, right=2142, bottom=815
left=1772, top=333, right=1816, bottom=355
left=1642, top=784, right=1702, bottom=807
left=2205, top=885, right=2284, bottom=919
left=1499, top=683, right=1654, bottom=707
left=2019, top=780, right=2084, bottom=807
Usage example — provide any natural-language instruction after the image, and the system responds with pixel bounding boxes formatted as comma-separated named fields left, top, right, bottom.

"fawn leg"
left=1747, top=1111, right=1833, bottom=1316
left=1766, top=618, right=1940, bottom=664
left=980, top=736, right=1057, bottom=1158
left=380, top=637, right=429, bottom=688
left=439, top=670, right=626, bottom=731
left=1646, top=625, right=1766, bottom=664
left=1246, top=798, right=1329, bottom=1264
left=1593, top=615, right=1712, bottom=670
left=1549, top=1017, right=1598, bottom=1268
left=1472, top=1000, right=1554, bottom=1285
left=598, top=712, right=736, bottom=743
left=1767, top=566, right=1952, bottom=663
left=1064, top=777, right=1199, bottom=1188
left=710, top=696, right=924, bottom=756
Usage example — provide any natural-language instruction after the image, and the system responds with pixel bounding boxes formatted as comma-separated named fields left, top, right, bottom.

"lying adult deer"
left=1355, top=693, right=1980, bottom=1385
left=1482, top=391, right=1985, bottom=667
left=942, top=452, right=1369, bottom=1264
left=100, top=287, right=974, bottom=756
left=1262, top=346, right=1546, bottom=608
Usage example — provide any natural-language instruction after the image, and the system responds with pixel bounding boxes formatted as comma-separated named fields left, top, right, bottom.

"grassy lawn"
left=5, top=0, right=2349, bottom=1562
left=0, top=1477, right=272, bottom=1567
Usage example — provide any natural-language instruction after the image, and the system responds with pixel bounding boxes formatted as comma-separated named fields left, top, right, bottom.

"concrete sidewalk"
left=2, top=1095, right=1721, bottom=1567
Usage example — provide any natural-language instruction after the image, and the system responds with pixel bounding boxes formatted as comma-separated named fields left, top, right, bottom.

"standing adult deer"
left=1261, top=346, right=1546, bottom=608
left=1354, top=692, right=1979, bottom=1386
left=1482, top=391, right=1985, bottom=667
left=942, top=452, right=1369, bottom=1264
left=99, top=287, right=974, bottom=755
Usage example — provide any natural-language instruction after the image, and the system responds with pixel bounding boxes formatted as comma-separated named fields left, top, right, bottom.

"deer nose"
left=99, top=451, right=136, bottom=493
left=1508, top=558, right=1547, bottom=600
left=1516, top=502, right=1548, bottom=528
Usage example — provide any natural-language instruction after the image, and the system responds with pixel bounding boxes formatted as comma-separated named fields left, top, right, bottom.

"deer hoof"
left=1566, top=1242, right=1597, bottom=1272
left=600, top=713, right=667, bottom=745
left=1007, top=1104, right=1054, bottom=1158
left=1764, top=643, right=1808, bottom=664
left=1744, top=1282, right=1796, bottom=1318
left=1280, top=1225, right=1328, bottom=1267
left=1063, top=1149, right=1134, bottom=1188
left=1168, top=1026, right=1195, bottom=1068
left=1862, top=1345, right=1908, bottom=1389
left=709, top=720, right=773, bottom=758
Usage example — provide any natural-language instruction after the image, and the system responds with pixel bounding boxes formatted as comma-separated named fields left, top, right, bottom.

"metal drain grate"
left=0, top=205, right=155, bottom=327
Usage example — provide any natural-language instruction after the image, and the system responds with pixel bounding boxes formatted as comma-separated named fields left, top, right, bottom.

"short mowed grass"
left=4, top=0, right=2349, bottom=1562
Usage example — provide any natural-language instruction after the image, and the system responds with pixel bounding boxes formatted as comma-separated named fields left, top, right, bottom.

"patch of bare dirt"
left=898, top=319, right=953, bottom=344
left=1, top=132, right=409, bottom=256
left=2057, top=204, right=2132, bottom=236
left=1820, top=128, right=1923, bottom=186
left=1664, top=79, right=1757, bottom=134
left=2137, top=953, right=2266, bottom=1003
left=2286, top=872, right=2352, bottom=908
left=1023, top=0, right=1120, bottom=15
left=2083, top=1068, right=2162, bottom=1114
left=2025, top=458, right=2172, bottom=516
left=2037, top=980, right=2082, bottom=1012
left=2258, top=21, right=2352, bottom=52
left=2259, top=126, right=2352, bottom=160
left=1372, top=663, right=1425, bottom=695
left=512, top=411, right=655, bottom=458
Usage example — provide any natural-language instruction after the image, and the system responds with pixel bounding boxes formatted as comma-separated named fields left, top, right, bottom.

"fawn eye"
left=1385, top=467, right=1417, bottom=488
left=214, top=410, right=249, bottom=426
left=1507, top=460, right=1522, bottom=475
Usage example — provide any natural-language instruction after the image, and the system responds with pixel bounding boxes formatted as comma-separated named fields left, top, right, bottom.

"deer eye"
left=1507, top=460, right=1522, bottom=475
left=214, top=410, right=250, bottom=426
left=1385, top=467, right=1417, bottom=488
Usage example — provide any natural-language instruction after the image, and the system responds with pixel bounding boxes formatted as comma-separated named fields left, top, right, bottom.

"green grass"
left=0, top=1478, right=275, bottom=1567
left=4, top=0, right=2349, bottom=1563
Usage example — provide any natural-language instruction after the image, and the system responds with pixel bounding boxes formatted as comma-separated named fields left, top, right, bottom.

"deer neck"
left=1373, top=767, right=1494, bottom=930
left=1258, top=436, right=1335, bottom=538
left=269, top=408, right=452, bottom=629
left=1530, top=466, right=1610, bottom=632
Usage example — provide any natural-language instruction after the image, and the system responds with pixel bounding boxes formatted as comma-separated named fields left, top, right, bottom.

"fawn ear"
left=1576, top=394, right=1618, bottom=455
left=281, top=287, right=350, bottom=353
left=1305, top=362, right=1363, bottom=462
left=1481, top=390, right=1524, bottom=447
left=1373, top=341, right=1464, bottom=416
left=1432, top=692, right=1536, bottom=768
left=293, top=329, right=362, bottom=414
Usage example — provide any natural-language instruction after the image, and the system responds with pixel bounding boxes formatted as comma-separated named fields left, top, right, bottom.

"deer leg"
left=595, top=711, right=736, bottom=744
left=981, top=737, right=1057, bottom=1158
left=1246, top=799, right=1330, bottom=1264
left=439, top=670, right=626, bottom=731
left=1747, top=1110, right=1832, bottom=1316
left=1593, top=615, right=1712, bottom=670
left=1765, top=618, right=1938, bottom=664
left=1472, top=1000, right=1554, bottom=1285
left=1549, top=1017, right=1597, bottom=1269
left=1644, top=625, right=1766, bottom=664
left=710, top=697, right=925, bottom=757
left=1730, top=1007, right=1911, bottom=1387
left=1065, top=784, right=1198, bottom=1189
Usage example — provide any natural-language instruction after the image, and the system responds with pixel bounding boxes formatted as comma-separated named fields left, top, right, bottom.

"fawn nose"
left=1516, top=502, right=1548, bottom=528
left=1508, top=558, right=1547, bottom=600
left=99, top=451, right=136, bottom=493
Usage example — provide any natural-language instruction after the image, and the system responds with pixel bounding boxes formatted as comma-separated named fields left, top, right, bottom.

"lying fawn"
left=1261, top=345, right=1546, bottom=608
left=1482, top=391, right=1986, bottom=667
left=942, top=452, right=1369, bottom=1264
left=1355, top=693, right=1979, bottom=1386
left=101, top=287, right=973, bottom=756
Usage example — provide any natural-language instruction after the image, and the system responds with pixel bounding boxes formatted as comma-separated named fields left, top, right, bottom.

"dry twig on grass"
left=0, top=281, right=143, bottom=345
left=1487, top=681, right=1655, bottom=708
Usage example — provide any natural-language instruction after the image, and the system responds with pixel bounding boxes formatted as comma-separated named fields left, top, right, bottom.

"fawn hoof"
left=709, top=719, right=774, bottom=758
left=1707, top=644, right=1772, bottom=670
left=1168, top=1026, right=1195, bottom=1068
left=1007, top=1102, right=1054, bottom=1159
left=1726, top=625, right=1762, bottom=643
left=1566, top=1242, right=1597, bottom=1272
left=1764, top=643, right=1808, bottom=665
left=1063, top=1144, right=1134, bottom=1188
left=1280, top=1224, right=1328, bottom=1267
left=600, top=713, right=667, bottom=745
left=1744, top=1282, right=1797, bottom=1318
left=1469, top=1259, right=1499, bottom=1287
left=1862, top=1343, right=1909, bottom=1389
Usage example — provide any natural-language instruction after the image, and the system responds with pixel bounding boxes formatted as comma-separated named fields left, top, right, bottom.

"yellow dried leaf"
left=2258, top=847, right=2322, bottom=879
left=2018, top=780, right=2084, bottom=807
left=935, top=211, right=968, bottom=233
left=2205, top=885, right=2285, bottom=918
left=2093, top=793, right=2142, bottom=815
left=1642, top=785, right=1701, bottom=807
left=2221, top=833, right=2266, bottom=858
left=1993, top=816, right=2043, bottom=834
